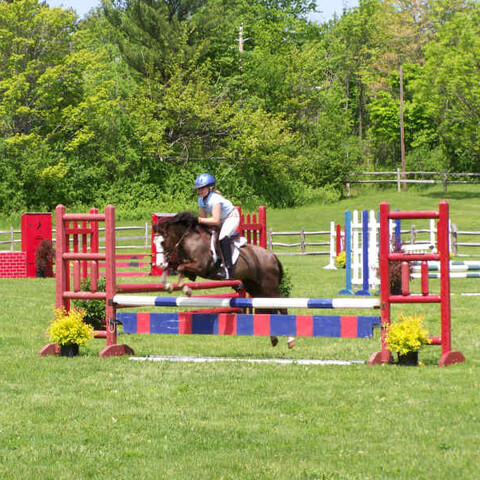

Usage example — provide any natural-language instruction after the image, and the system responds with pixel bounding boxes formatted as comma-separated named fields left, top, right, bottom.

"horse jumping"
left=153, top=212, right=294, bottom=348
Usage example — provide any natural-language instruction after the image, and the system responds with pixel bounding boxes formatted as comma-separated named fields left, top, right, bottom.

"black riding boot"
left=219, top=237, right=234, bottom=279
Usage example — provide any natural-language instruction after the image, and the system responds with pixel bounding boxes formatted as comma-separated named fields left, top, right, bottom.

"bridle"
left=161, top=227, right=191, bottom=265
left=162, top=223, right=213, bottom=266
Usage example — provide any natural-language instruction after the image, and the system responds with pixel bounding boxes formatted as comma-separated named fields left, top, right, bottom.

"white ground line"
left=130, top=355, right=365, bottom=366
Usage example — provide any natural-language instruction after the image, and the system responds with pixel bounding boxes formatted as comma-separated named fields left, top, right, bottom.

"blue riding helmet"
left=195, top=173, right=215, bottom=189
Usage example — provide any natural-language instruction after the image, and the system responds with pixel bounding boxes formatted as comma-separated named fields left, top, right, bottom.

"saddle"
left=210, top=233, right=247, bottom=268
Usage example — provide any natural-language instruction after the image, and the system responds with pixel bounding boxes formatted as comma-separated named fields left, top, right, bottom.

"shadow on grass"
left=419, top=189, right=480, bottom=200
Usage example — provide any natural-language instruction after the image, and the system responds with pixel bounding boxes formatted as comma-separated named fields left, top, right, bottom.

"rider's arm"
left=198, top=203, right=221, bottom=226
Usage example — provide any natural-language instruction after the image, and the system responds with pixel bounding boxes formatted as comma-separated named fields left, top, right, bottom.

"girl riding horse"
left=195, top=173, right=239, bottom=279
left=154, top=204, right=295, bottom=349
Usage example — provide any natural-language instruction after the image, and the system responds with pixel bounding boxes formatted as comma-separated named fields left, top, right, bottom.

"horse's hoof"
left=183, top=286, right=192, bottom=296
left=287, top=339, right=296, bottom=349
left=232, top=282, right=245, bottom=292
left=270, top=336, right=278, bottom=347
left=166, top=283, right=174, bottom=293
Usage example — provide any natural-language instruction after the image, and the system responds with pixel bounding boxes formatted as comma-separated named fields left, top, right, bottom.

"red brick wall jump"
left=0, top=252, right=27, bottom=278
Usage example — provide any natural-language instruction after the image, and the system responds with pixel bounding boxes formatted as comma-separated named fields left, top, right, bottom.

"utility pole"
left=399, top=65, right=407, bottom=192
left=238, top=23, right=244, bottom=53
left=238, top=24, right=244, bottom=71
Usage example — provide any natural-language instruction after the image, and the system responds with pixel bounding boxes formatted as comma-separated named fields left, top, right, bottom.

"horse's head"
left=152, top=223, right=168, bottom=269
left=152, top=212, right=200, bottom=269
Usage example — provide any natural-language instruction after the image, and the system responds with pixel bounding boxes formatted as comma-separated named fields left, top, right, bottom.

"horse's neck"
left=178, top=225, right=212, bottom=254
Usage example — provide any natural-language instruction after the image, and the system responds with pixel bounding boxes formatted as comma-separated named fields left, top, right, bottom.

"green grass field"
left=1, top=185, right=480, bottom=479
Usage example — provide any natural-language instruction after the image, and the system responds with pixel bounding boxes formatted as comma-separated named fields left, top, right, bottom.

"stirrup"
left=216, top=269, right=228, bottom=280
left=217, top=266, right=232, bottom=280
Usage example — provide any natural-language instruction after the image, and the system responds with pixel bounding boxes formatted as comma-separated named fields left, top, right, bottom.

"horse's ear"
left=153, top=222, right=167, bottom=234
left=175, top=211, right=199, bottom=227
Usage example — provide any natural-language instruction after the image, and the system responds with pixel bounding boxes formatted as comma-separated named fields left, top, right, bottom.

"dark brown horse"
left=153, top=212, right=294, bottom=348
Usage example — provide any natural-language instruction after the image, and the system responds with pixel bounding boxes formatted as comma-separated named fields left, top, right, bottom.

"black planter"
left=390, top=282, right=402, bottom=295
left=397, top=351, right=419, bottom=366
left=60, top=344, right=79, bottom=357
left=36, top=268, right=45, bottom=278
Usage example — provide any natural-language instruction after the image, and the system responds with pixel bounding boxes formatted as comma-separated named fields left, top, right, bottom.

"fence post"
left=300, top=227, right=306, bottom=254
left=429, top=219, right=436, bottom=248
left=450, top=223, right=458, bottom=256
left=10, top=226, right=14, bottom=251
left=268, top=228, right=273, bottom=251
left=443, top=172, right=448, bottom=193
left=324, top=221, right=338, bottom=270
left=396, top=168, right=401, bottom=192
left=258, top=206, right=267, bottom=249
left=410, top=225, right=416, bottom=244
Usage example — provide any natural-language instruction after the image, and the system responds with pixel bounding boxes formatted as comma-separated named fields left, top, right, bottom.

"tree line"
left=1, top=0, right=479, bottom=213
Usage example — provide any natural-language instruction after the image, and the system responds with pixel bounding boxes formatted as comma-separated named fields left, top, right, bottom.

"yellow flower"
left=385, top=313, right=431, bottom=355
left=335, top=251, right=346, bottom=268
left=47, top=308, right=94, bottom=347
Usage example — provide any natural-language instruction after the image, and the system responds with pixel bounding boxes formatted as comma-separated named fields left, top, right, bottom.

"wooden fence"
left=2, top=218, right=480, bottom=259
left=0, top=227, right=18, bottom=251
left=0, top=224, right=151, bottom=252
left=451, top=225, right=480, bottom=258
left=346, top=170, right=480, bottom=197
left=267, top=228, right=330, bottom=256
left=267, top=224, right=450, bottom=257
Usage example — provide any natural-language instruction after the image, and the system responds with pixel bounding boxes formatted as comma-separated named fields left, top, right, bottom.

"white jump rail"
left=113, top=295, right=381, bottom=310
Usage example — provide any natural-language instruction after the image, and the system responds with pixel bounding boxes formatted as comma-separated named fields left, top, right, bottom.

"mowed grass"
left=1, top=185, right=480, bottom=479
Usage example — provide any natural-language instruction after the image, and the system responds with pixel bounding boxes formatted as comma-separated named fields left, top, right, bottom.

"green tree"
left=413, top=1, right=480, bottom=171
left=0, top=0, right=79, bottom=210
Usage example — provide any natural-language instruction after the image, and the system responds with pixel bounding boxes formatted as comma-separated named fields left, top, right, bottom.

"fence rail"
left=346, top=170, right=480, bottom=197
left=0, top=224, right=151, bottom=252
left=267, top=228, right=330, bottom=256
left=0, top=227, right=20, bottom=250
left=4, top=218, right=480, bottom=259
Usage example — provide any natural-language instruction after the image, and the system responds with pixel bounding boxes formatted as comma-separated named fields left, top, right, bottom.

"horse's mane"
left=153, top=211, right=215, bottom=235
left=171, top=211, right=200, bottom=228
left=169, top=211, right=216, bottom=234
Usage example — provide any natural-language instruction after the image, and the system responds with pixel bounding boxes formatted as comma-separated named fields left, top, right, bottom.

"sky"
left=46, top=0, right=360, bottom=22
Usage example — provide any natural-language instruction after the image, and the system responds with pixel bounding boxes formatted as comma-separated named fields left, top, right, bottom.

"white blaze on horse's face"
left=154, top=235, right=168, bottom=268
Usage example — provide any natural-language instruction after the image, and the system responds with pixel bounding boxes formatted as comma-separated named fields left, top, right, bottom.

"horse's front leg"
left=165, top=272, right=192, bottom=296
left=178, top=258, right=209, bottom=278
left=165, top=271, right=184, bottom=293
left=174, top=260, right=204, bottom=295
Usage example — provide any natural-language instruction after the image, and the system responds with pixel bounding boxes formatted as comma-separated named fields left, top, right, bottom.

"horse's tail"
left=276, top=254, right=284, bottom=286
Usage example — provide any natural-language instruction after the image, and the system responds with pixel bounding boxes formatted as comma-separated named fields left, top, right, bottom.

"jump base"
left=99, top=344, right=135, bottom=358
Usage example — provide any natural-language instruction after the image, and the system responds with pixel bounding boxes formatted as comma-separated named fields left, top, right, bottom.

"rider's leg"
left=219, top=237, right=233, bottom=279
left=218, top=210, right=240, bottom=279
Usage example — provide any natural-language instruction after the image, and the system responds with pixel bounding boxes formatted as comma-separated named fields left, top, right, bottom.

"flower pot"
left=397, top=350, right=418, bottom=366
left=36, top=268, right=45, bottom=278
left=60, top=344, right=79, bottom=357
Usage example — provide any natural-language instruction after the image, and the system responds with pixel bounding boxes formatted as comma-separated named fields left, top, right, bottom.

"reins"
left=163, top=223, right=212, bottom=265
left=163, top=227, right=191, bottom=264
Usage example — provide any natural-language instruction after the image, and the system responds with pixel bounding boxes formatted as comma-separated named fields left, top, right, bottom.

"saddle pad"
left=210, top=236, right=247, bottom=265
left=232, top=237, right=247, bottom=265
